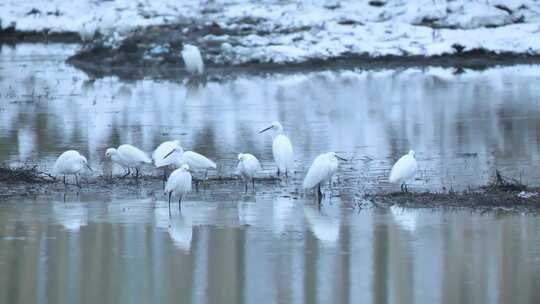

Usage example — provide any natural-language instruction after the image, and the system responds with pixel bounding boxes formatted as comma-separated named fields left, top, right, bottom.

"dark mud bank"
left=63, top=23, right=540, bottom=80
left=1, top=171, right=539, bottom=213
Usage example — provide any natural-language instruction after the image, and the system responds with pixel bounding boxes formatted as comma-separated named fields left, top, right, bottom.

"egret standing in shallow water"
left=105, top=144, right=152, bottom=179
left=181, top=44, right=204, bottom=75
left=53, top=150, right=93, bottom=187
left=164, top=164, right=192, bottom=213
left=259, top=121, right=294, bottom=178
left=303, top=152, right=347, bottom=201
left=389, top=150, right=417, bottom=193
left=236, top=153, right=262, bottom=192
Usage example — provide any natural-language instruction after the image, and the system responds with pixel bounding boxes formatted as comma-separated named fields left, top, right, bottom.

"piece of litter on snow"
left=517, top=191, right=537, bottom=199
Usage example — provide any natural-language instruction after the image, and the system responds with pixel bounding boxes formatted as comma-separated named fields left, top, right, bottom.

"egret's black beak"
left=336, top=155, right=348, bottom=161
left=163, top=150, right=175, bottom=159
left=86, top=164, right=94, bottom=172
left=258, top=126, right=273, bottom=134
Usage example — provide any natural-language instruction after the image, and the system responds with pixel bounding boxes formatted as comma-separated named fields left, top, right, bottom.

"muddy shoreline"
left=2, top=173, right=539, bottom=213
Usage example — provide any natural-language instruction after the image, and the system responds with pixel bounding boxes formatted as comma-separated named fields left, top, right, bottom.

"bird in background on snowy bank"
left=389, top=150, right=418, bottom=193
left=236, top=153, right=262, bottom=193
left=259, top=121, right=294, bottom=178
left=303, top=152, right=347, bottom=202
left=53, top=150, right=93, bottom=187
left=181, top=44, right=204, bottom=75
left=105, top=144, right=152, bottom=180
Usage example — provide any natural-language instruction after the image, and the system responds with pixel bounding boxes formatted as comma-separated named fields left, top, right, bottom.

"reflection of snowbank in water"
left=2, top=1, right=540, bottom=65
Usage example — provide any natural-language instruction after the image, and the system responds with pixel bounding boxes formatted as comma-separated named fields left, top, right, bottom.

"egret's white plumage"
left=303, top=152, right=344, bottom=199
left=153, top=140, right=181, bottom=168
left=106, top=144, right=151, bottom=178
left=236, top=153, right=262, bottom=192
left=180, top=151, right=217, bottom=171
left=389, top=150, right=417, bottom=192
left=181, top=44, right=204, bottom=75
left=53, top=150, right=93, bottom=187
left=79, top=22, right=97, bottom=42
left=259, top=121, right=294, bottom=177
left=164, top=164, right=192, bottom=212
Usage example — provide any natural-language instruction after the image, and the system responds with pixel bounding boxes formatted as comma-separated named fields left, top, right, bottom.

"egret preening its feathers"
left=236, top=153, right=262, bottom=192
left=53, top=150, right=93, bottom=187
left=105, top=144, right=151, bottom=179
left=389, top=150, right=417, bottom=193
left=259, top=121, right=294, bottom=178
left=303, top=152, right=347, bottom=201
left=181, top=44, right=204, bottom=75
left=162, top=142, right=217, bottom=189
left=164, top=164, right=192, bottom=213
left=153, top=140, right=182, bottom=184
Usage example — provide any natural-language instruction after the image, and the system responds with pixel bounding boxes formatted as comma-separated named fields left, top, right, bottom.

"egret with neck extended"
left=259, top=121, right=294, bottom=178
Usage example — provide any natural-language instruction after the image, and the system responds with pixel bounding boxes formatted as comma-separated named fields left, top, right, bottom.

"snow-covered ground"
left=2, top=1, right=540, bottom=65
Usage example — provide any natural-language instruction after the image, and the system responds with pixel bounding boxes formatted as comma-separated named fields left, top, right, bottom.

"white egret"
left=153, top=140, right=181, bottom=183
left=181, top=44, right=204, bottom=75
left=236, top=153, right=262, bottom=192
left=53, top=150, right=93, bottom=187
left=79, top=22, right=97, bottom=43
left=164, top=164, right=192, bottom=213
left=162, top=143, right=217, bottom=188
left=302, top=152, right=347, bottom=200
left=105, top=144, right=151, bottom=179
left=389, top=150, right=417, bottom=192
left=259, top=121, right=294, bottom=177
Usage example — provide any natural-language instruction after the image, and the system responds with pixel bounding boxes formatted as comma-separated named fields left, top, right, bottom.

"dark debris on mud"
left=367, top=171, right=540, bottom=213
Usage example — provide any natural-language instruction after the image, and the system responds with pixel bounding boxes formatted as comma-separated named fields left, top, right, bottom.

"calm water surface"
left=1, top=44, right=540, bottom=304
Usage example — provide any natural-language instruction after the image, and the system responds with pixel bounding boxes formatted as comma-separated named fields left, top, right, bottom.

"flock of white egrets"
left=52, top=120, right=417, bottom=212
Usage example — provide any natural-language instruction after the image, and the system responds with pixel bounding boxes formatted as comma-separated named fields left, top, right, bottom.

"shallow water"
left=1, top=194, right=540, bottom=304
left=2, top=44, right=540, bottom=303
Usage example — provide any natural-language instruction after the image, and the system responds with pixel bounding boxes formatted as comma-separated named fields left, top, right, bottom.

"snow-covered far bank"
left=3, top=1, right=540, bottom=70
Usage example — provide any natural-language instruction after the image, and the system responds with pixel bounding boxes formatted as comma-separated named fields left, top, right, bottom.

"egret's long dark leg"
left=252, top=178, right=255, bottom=192
left=405, top=183, right=409, bottom=193
left=63, top=175, right=66, bottom=186
left=135, top=168, right=140, bottom=180
left=75, top=174, right=81, bottom=188
left=277, top=169, right=280, bottom=177
left=168, top=192, right=172, bottom=215
left=317, top=184, right=323, bottom=206
left=328, top=179, right=332, bottom=190
left=245, top=182, right=248, bottom=193
left=162, top=168, right=167, bottom=189
left=400, top=183, right=404, bottom=193
left=178, top=195, right=183, bottom=211
left=195, top=180, right=199, bottom=192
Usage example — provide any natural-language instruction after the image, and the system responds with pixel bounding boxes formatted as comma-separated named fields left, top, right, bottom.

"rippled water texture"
left=1, top=44, right=540, bottom=304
